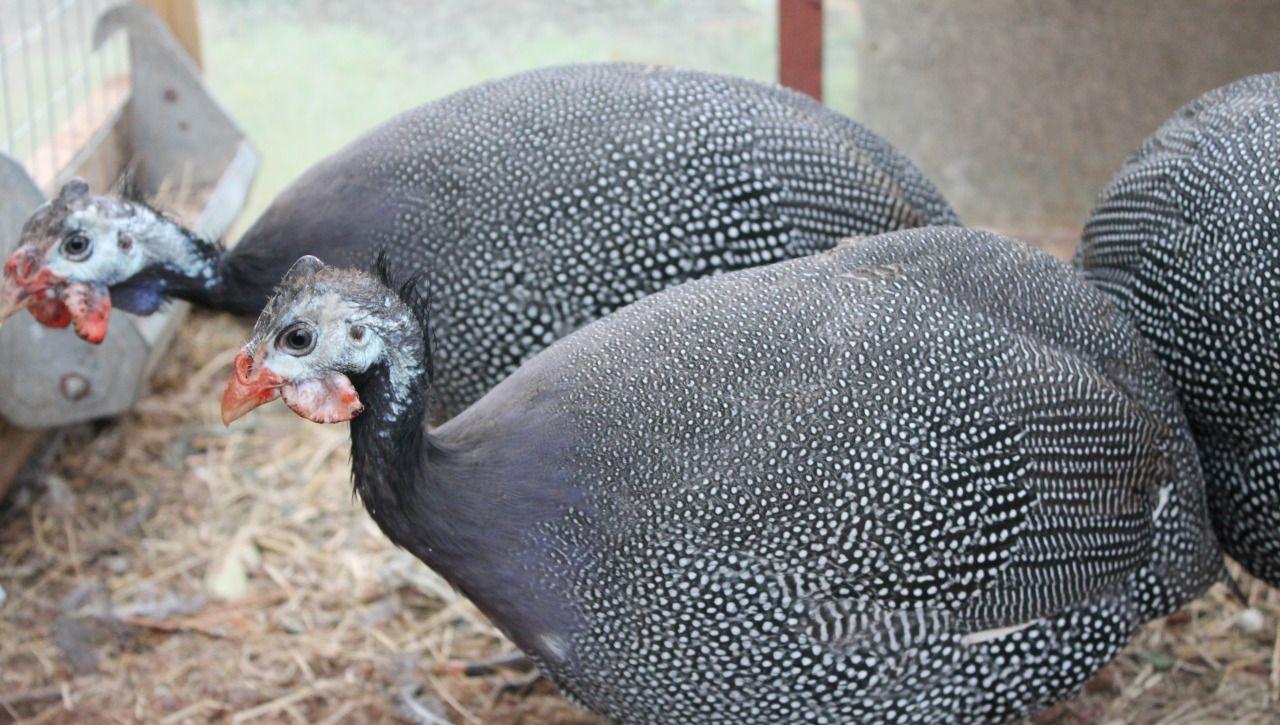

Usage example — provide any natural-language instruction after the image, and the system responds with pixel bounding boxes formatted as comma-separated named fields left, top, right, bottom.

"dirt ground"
left=0, top=307, right=1278, bottom=724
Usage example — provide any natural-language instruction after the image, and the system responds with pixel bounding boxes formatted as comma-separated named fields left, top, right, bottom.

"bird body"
left=222, top=63, right=958, bottom=416
left=225, top=227, right=1220, bottom=723
left=3, top=63, right=956, bottom=419
left=1076, top=73, right=1280, bottom=586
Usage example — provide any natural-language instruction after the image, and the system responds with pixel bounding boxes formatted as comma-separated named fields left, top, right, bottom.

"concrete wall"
left=853, top=0, right=1280, bottom=236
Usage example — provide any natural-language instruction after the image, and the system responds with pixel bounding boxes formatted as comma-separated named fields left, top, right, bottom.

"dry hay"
left=1, top=312, right=599, bottom=724
left=1, top=310, right=1278, bottom=724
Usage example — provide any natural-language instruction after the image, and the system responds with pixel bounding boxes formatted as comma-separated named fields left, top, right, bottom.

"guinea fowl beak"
left=221, top=348, right=365, bottom=426
left=0, top=248, right=38, bottom=326
left=0, top=247, right=112, bottom=342
left=0, top=276, right=32, bottom=326
left=221, top=349, right=284, bottom=426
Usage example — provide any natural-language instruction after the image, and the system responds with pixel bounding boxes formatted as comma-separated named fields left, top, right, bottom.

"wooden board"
left=141, top=0, right=203, bottom=68
left=778, top=0, right=823, bottom=101
left=29, top=77, right=131, bottom=192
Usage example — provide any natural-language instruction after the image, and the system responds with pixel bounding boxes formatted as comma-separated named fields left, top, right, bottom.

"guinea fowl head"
left=220, top=255, right=430, bottom=427
left=0, top=178, right=219, bottom=343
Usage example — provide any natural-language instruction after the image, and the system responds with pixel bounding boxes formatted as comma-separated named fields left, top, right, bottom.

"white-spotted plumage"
left=479, top=229, right=1220, bottom=722
left=261, top=228, right=1221, bottom=723
left=232, top=63, right=958, bottom=417
left=1076, top=73, right=1280, bottom=587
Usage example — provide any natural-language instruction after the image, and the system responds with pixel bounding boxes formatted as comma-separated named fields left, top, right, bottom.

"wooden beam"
left=140, top=0, right=203, bottom=70
left=778, top=0, right=823, bottom=101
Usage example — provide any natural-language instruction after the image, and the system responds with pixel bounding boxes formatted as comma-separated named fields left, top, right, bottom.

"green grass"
left=199, top=0, right=860, bottom=237
left=203, top=22, right=426, bottom=232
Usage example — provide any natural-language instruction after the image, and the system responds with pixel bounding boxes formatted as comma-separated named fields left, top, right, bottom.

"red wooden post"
left=778, top=0, right=823, bottom=101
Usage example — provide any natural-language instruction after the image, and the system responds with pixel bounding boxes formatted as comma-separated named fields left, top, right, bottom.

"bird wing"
left=691, top=279, right=1163, bottom=651
left=558, top=230, right=1168, bottom=651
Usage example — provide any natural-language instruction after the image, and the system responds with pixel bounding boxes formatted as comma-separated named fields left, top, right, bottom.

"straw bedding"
left=1, top=308, right=1277, bottom=723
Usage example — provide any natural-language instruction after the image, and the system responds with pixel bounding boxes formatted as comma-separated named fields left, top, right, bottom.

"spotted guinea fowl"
left=0, top=62, right=957, bottom=417
left=222, top=227, right=1219, bottom=722
left=1075, top=73, right=1280, bottom=587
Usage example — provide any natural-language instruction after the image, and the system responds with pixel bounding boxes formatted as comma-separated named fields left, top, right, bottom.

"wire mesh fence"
left=0, top=0, right=130, bottom=191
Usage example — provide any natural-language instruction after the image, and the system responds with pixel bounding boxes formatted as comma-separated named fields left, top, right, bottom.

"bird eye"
left=276, top=322, right=316, bottom=356
left=61, top=233, right=92, bottom=261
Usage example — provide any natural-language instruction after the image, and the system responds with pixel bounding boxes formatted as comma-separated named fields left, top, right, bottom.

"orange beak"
left=0, top=276, right=32, bottom=326
left=221, top=347, right=365, bottom=426
left=1, top=248, right=41, bottom=326
left=220, top=348, right=283, bottom=426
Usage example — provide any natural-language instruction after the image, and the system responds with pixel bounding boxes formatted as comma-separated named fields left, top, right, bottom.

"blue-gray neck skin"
left=107, top=205, right=229, bottom=316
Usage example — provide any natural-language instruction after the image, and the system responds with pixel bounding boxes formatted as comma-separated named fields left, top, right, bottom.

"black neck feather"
left=347, top=359, right=443, bottom=552
left=346, top=254, right=472, bottom=567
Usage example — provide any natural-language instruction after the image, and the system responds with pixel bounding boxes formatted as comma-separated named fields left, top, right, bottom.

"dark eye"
left=276, top=322, right=316, bottom=356
left=61, top=233, right=92, bottom=261
left=349, top=324, right=366, bottom=342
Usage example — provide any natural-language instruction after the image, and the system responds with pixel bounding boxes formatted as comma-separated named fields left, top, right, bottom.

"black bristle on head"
left=112, top=167, right=225, bottom=257
left=115, top=165, right=146, bottom=204
left=372, top=250, right=436, bottom=388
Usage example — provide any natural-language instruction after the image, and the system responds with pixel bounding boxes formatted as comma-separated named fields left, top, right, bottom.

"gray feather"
left=229, top=62, right=958, bottom=417
left=1076, top=72, right=1280, bottom=586
left=413, top=227, right=1220, bottom=722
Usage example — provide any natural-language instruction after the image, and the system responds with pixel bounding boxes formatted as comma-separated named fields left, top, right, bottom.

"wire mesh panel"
left=0, top=0, right=130, bottom=192
left=0, top=1, right=257, bottom=430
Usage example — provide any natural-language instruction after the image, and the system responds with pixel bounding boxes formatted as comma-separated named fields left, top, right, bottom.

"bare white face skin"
left=37, top=204, right=153, bottom=286
left=1, top=184, right=151, bottom=341
left=3, top=179, right=224, bottom=343
left=47, top=203, right=214, bottom=284
left=222, top=256, right=426, bottom=427
left=13, top=177, right=216, bottom=294
left=256, top=289, right=388, bottom=384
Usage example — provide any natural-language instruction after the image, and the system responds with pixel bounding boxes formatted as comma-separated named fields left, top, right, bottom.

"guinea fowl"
left=0, top=62, right=957, bottom=417
left=222, top=228, right=1220, bottom=722
left=1075, top=73, right=1280, bottom=587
